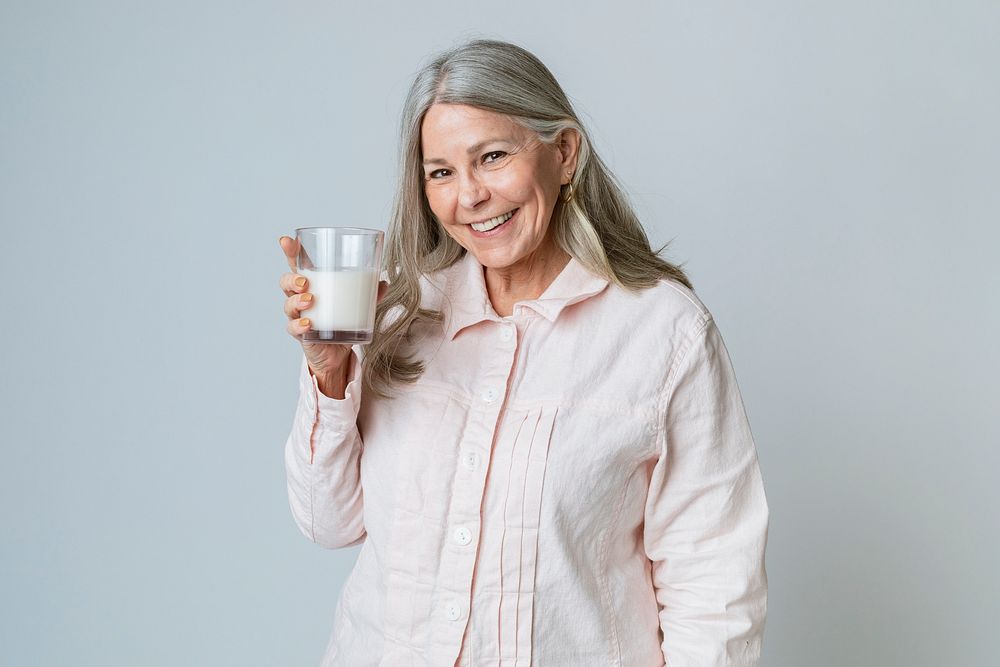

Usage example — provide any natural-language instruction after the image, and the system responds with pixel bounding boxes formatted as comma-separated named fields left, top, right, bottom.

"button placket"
left=433, top=332, right=518, bottom=665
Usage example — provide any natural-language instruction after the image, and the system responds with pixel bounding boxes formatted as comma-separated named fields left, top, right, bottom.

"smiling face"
left=420, top=103, right=577, bottom=275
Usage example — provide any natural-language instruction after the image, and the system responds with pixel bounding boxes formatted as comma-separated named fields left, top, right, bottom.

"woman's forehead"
left=421, top=104, right=526, bottom=149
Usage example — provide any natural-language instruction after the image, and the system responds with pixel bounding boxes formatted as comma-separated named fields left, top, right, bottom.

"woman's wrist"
left=315, top=364, right=351, bottom=399
left=310, top=352, right=353, bottom=400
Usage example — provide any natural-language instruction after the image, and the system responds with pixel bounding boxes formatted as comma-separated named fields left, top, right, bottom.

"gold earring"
left=561, top=181, right=575, bottom=203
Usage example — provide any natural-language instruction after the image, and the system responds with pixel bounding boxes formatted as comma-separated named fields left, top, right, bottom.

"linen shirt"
left=284, top=249, right=769, bottom=666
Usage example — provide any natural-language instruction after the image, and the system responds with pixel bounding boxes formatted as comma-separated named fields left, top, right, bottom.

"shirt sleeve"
left=283, top=348, right=367, bottom=549
left=644, top=315, right=770, bottom=666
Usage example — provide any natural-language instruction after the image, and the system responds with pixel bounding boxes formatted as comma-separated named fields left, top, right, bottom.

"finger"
left=278, top=236, right=300, bottom=273
left=286, top=316, right=311, bottom=338
left=279, top=271, right=309, bottom=296
left=284, top=292, right=313, bottom=318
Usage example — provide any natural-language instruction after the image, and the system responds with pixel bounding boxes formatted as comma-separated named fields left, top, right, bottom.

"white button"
left=461, top=451, right=479, bottom=471
left=453, top=525, right=473, bottom=546
left=445, top=601, right=462, bottom=621
left=481, top=388, right=499, bottom=403
left=500, top=327, right=513, bottom=342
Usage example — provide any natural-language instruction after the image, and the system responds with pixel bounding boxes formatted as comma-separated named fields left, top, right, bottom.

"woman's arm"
left=284, top=348, right=367, bottom=549
left=644, top=315, right=770, bottom=666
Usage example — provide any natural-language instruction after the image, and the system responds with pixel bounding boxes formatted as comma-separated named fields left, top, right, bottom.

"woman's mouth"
left=470, top=208, right=518, bottom=237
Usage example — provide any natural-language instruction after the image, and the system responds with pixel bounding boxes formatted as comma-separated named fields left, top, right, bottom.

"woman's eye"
left=428, top=169, right=450, bottom=179
left=483, top=151, right=507, bottom=163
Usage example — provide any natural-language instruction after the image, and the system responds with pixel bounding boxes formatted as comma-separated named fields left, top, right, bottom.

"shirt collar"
left=441, top=250, right=610, bottom=340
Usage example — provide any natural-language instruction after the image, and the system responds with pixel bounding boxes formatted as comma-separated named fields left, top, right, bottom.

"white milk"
left=299, top=267, right=378, bottom=331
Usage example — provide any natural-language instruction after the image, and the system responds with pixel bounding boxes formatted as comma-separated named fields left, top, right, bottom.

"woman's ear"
left=556, top=128, right=581, bottom=183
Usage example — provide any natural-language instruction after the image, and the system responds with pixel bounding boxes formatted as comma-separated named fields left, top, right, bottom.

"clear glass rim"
left=294, top=226, right=384, bottom=235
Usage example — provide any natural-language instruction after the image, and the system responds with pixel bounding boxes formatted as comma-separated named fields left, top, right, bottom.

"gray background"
left=2, top=1, right=997, bottom=665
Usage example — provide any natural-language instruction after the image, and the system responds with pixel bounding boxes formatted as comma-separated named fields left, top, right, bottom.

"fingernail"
left=300, top=294, right=313, bottom=304
left=299, top=318, right=310, bottom=327
left=295, top=277, right=306, bottom=288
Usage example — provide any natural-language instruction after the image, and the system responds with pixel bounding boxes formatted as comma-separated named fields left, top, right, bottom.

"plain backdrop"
left=2, top=1, right=997, bottom=665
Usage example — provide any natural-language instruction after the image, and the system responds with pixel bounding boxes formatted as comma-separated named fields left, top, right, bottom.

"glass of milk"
left=294, top=227, right=384, bottom=344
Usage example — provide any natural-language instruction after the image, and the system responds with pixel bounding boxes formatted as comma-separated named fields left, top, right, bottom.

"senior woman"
left=278, top=39, right=769, bottom=666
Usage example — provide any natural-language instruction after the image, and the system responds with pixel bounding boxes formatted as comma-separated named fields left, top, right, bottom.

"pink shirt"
left=284, top=250, right=769, bottom=666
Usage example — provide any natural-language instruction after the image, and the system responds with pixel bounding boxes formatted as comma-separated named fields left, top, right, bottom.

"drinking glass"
left=294, top=227, right=384, bottom=344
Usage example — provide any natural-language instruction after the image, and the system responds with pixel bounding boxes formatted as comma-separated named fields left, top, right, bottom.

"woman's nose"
left=457, top=172, right=489, bottom=209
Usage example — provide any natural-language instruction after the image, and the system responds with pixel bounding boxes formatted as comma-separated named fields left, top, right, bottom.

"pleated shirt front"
left=284, top=250, right=769, bottom=666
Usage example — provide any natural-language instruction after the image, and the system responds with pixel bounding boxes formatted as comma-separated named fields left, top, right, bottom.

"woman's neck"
left=483, top=245, right=571, bottom=317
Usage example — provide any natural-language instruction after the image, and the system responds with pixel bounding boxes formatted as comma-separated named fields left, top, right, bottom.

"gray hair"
left=362, top=38, right=692, bottom=399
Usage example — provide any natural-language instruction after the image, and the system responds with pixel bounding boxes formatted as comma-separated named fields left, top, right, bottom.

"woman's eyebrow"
left=422, top=138, right=512, bottom=165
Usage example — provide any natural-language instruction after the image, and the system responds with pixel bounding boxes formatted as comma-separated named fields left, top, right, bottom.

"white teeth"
left=471, top=210, right=515, bottom=232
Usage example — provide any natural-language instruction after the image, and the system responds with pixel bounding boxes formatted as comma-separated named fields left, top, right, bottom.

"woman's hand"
left=279, top=236, right=388, bottom=387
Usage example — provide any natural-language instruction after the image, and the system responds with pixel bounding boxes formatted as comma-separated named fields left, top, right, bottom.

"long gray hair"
left=363, top=38, right=692, bottom=399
